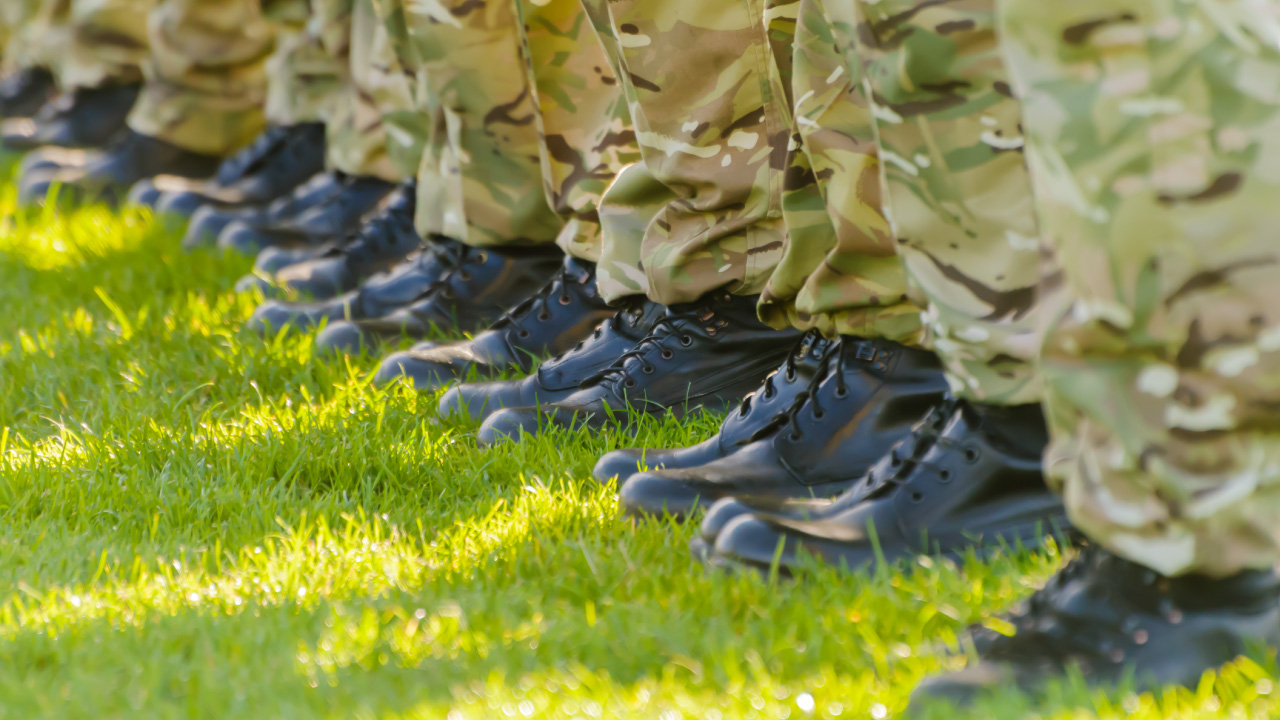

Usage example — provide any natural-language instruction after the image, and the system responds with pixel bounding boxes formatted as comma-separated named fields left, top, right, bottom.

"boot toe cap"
left=315, top=321, right=377, bottom=356
left=619, top=471, right=705, bottom=520
left=154, top=189, right=207, bottom=217
left=712, top=515, right=802, bottom=573
left=184, top=206, right=240, bottom=251
left=217, top=221, right=274, bottom=255
left=592, top=448, right=651, bottom=485
left=699, top=498, right=755, bottom=548
left=236, top=273, right=275, bottom=297
left=477, top=407, right=548, bottom=446
left=126, top=179, right=164, bottom=208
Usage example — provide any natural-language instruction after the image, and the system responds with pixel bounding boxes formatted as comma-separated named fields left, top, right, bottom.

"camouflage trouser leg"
left=758, top=0, right=923, bottom=343
left=2, top=0, right=57, bottom=73
left=325, top=0, right=412, bottom=181
left=847, top=0, right=1044, bottom=405
left=1001, top=0, right=1280, bottom=576
left=0, top=0, right=43, bottom=59
left=52, top=0, right=157, bottom=90
left=127, top=0, right=280, bottom=156
left=512, top=0, right=642, bottom=282
left=388, top=0, right=562, bottom=248
left=264, top=0, right=350, bottom=126
left=579, top=0, right=788, bottom=306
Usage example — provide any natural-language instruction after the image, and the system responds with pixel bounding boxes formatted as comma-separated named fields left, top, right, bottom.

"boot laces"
left=342, top=188, right=418, bottom=265
left=752, top=338, right=883, bottom=444
left=540, top=301, right=648, bottom=370
left=733, top=331, right=831, bottom=423
left=836, top=397, right=963, bottom=502
left=488, top=262, right=590, bottom=341
left=585, top=296, right=729, bottom=390
left=218, top=125, right=292, bottom=181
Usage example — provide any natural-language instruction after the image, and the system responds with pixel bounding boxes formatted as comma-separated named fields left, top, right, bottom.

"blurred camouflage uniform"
left=381, top=0, right=565, bottom=248
left=579, top=0, right=789, bottom=306
left=263, top=0, right=349, bottom=129
left=758, top=0, right=923, bottom=344
left=513, top=0, right=645, bottom=297
left=126, top=0, right=296, bottom=157
left=834, top=0, right=1044, bottom=406
left=323, top=0, right=413, bottom=181
left=1001, top=0, right=1280, bottom=577
left=3, top=0, right=155, bottom=89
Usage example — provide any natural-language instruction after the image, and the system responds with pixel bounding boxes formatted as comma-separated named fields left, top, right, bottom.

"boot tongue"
left=963, top=401, right=1047, bottom=459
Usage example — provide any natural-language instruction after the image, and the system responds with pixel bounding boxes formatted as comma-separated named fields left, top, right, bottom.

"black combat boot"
left=239, top=180, right=421, bottom=298
left=215, top=173, right=396, bottom=255
left=182, top=170, right=342, bottom=250
left=709, top=399, right=1069, bottom=574
left=1, top=82, right=139, bottom=151
left=909, top=546, right=1280, bottom=714
left=372, top=256, right=616, bottom=391
left=135, top=122, right=326, bottom=216
left=0, top=67, right=55, bottom=119
left=436, top=299, right=665, bottom=420
left=313, top=245, right=564, bottom=354
left=476, top=292, right=804, bottom=446
left=20, top=130, right=221, bottom=206
left=593, top=331, right=835, bottom=486
left=619, top=337, right=948, bottom=520
left=247, top=236, right=466, bottom=335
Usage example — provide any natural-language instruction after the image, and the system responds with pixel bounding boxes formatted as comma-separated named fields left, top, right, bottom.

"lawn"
left=0, top=165, right=1276, bottom=719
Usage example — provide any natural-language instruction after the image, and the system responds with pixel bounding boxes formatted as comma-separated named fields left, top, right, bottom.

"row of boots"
left=4, top=70, right=1277, bottom=714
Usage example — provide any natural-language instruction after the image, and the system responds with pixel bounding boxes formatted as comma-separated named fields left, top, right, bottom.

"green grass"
left=2, top=168, right=1278, bottom=719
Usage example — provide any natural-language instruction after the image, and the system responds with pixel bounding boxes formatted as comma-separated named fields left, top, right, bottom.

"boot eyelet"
left=834, top=387, right=849, bottom=399
left=785, top=369, right=796, bottom=381
left=660, top=349, right=674, bottom=360
left=538, top=312, right=552, bottom=322
left=559, top=295, right=572, bottom=305
left=518, top=330, right=531, bottom=339
left=964, top=448, right=980, bottom=463
left=643, top=365, right=655, bottom=374
left=458, top=271, right=472, bottom=282
left=680, top=336, right=693, bottom=347
left=812, top=410, right=825, bottom=420
left=625, top=378, right=637, bottom=388
left=707, top=327, right=717, bottom=336
left=938, top=470, right=950, bottom=482
left=789, top=432, right=801, bottom=442
left=477, top=252, right=489, bottom=263
left=910, top=491, right=924, bottom=503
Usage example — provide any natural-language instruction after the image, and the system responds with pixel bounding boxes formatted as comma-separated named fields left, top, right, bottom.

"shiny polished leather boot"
left=372, top=256, right=615, bottom=391
left=593, top=331, right=834, bottom=486
left=182, top=170, right=343, bottom=250
left=215, top=173, right=395, bottom=255
left=0, top=67, right=55, bottom=118
left=313, top=245, right=564, bottom=354
left=476, top=293, right=804, bottom=446
left=2, top=83, right=139, bottom=151
left=138, top=123, right=326, bottom=217
left=437, top=299, right=665, bottom=421
left=620, top=337, right=948, bottom=519
left=910, top=546, right=1280, bottom=713
left=240, top=180, right=421, bottom=299
left=22, top=130, right=221, bottom=206
left=709, top=399, right=1068, bottom=574
left=247, top=235, right=466, bottom=336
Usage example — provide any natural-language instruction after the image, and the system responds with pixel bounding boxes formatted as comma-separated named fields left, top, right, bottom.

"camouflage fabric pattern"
left=324, top=0, right=413, bottom=181
left=513, top=0, right=643, bottom=282
left=758, top=0, right=923, bottom=344
left=1002, top=0, right=1280, bottom=576
left=3, top=0, right=157, bottom=89
left=579, top=0, right=788, bottom=306
left=384, top=0, right=563, bottom=248
left=127, top=0, right=281, bottom=156
left=0, top=0, right=43, bottom=60
left=848, top=0, right=1044, bottom=405
left=264, top=0, right=349, bottom=126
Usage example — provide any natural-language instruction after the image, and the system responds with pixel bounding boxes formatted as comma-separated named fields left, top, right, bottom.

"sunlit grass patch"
left=2, top=181, right=1279, bottom=719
